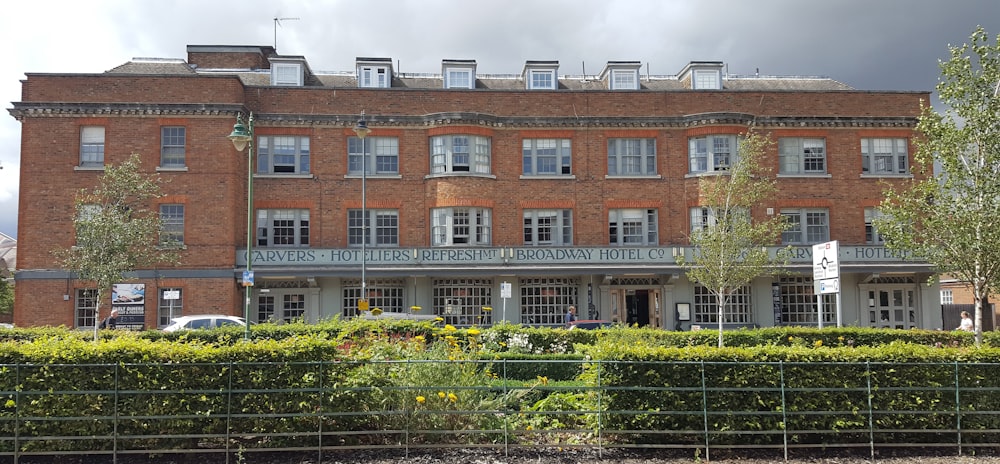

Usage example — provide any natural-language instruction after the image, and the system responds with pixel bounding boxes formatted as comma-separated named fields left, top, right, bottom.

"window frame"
left=359, top=66, right=390, bottom=88
left=433, top=278, right=494, bottom=326
left=256, top=209, right=310, bottom=247
left=693, top=284, right=752, bottom=323
left=159, top=203, right=185, bottom=247
left=80, top=126, right=105, bottom=168
left=445, top=68, right=474, bottom=89
left=158, top=287, right=183, bottom=328
left=430, top=135, right=491, bottom=175
left=349, top=208, right=399, bottom=247
left=609, top=208, right=658, bottom=246
left=610, top=69, right=639, bottom=90
left=349, top=136, right=399, bottom=175
left=941, top=289, right=954, bottom=305
left=522, top=138, right=572, bottom=176
left=778, top=137, right=826, bottom=175
left=689, top=135, right=738, bottom=174
left=160, top=126, right=186, bottom=168
left=864, top=207, right=886, bottom=245
left=523, top=209, right=573, bottom=246
left=777, top=276, right=835, bottom=326
left=271, top=62, right=303, bottom=86
left=689, top=206, right=750, bottom=236
left=780, top=208, right=830, bottom=245
left=693, top=69, right=721, bottom=90
left=519, top=277, right=579, bottom=326
left=861, top=138, right=909, bottom=175
left=75, top=288, right=99, bottom=328
left=257, top=136, right=310, bottom=175
left=432, top=207, right=492, bottom=246
left=528, top=69, right=556, bottom=90
left=256, top=290, right=310, bottom=323
left=607, top=138, right=657, bottom=176
left=342, top=278, right=406, bottom=318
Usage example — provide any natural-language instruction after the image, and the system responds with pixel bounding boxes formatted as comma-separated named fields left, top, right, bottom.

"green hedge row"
left=0, top=323, right=995, bottom=453
left=0, top=319, right=986, bottom=349
left=586, top=340, right=1000, bottom=445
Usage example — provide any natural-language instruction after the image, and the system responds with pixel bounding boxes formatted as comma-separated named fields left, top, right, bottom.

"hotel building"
left=8, top=45, right=940, bottom=330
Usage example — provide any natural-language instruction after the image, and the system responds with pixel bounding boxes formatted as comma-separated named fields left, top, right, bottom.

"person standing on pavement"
left=957, top=311, right=974, bottom=332
left=98, top=309, right=119, bottom=329
left=565, top=305, right=577, bottom=328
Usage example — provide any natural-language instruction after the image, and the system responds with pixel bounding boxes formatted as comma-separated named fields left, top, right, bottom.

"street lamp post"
left=352, top=114, right=371, bottom=311
left=228, top=112, right=254, bottom=340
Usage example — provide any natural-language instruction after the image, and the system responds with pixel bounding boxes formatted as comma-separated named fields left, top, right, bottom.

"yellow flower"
left=438, top=391, right=446, bottom=399
left=537, top=375, right=549, bottom=385
left=444, top=324, right=457, bottom=332
left=482, top=306, right=493, bottom=312
left=411, top=305, right=422, bottom=312
left=448, top=392, right=458, bottom=403
left=371, top=307, right=383, bottom=316
left=467, top=328, right=481, bottom=336
left=814, top=339, right=823, bottom=347
left=434, top=317, right=444, bottom=322
left=416, top=396, right=426, bottom=404
left=526, top=425, right=534, bottom=431
left=838, top=336, right=845, bottom=342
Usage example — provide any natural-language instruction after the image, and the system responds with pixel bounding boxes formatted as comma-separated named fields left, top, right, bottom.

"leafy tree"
left=679, top=128, right=790, bottom=347
left=55, top=154, right=179, bottom=341
left=0, top=277, right=12, bottom=315
left=877, top=27, right=1000, bottom=347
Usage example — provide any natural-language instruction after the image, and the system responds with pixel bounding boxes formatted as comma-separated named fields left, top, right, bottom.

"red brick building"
left=8, top=45, right=940, bottom=330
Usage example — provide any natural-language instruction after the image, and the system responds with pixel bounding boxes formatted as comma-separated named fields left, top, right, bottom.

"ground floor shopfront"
left=234, top=245, right=941, bottom=331
left=13, top=245, right=941, bottom=331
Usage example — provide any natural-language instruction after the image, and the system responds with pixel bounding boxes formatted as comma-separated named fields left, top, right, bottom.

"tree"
left=0, top=278, right=12, bottom=315
left=56, top=154, right=179, bottom=341
left=876, top=27, right=1000, bottom=347
left=679, top=128, right=790, bottom=347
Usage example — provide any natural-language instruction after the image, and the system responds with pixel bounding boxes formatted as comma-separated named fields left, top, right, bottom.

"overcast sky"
left=1, top=0, right=998, bottom=240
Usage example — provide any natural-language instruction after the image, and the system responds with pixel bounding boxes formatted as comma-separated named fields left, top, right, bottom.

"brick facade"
left=9, top=45, right=941, bottom=331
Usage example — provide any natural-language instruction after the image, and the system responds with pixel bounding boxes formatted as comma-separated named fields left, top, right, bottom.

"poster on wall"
left=111, top=283, right=146, bottom=331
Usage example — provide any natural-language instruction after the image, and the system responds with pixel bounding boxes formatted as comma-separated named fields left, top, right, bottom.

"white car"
left=161, top=315, right=246, bottom=332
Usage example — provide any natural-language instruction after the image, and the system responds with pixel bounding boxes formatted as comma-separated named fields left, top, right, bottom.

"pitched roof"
left=0, top=232, right=15, bottom=276
left=104, top=55, right=855, bottom=92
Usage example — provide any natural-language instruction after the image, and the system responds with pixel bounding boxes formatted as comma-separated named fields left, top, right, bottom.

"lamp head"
left=353, top=119, right=371, bottom=139
left=228, top=117, right=253, bottom=151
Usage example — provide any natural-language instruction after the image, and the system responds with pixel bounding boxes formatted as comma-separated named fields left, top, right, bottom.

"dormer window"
left=443, top=60, right=476, bottom=89
left=523, top=61, right=559, bottom=90
left=360, top=66, right=389, bottom=88
left=271, top=63, right=303, bottom=86
left=356, top=57, right=393, bottom=88
left=600, top=61, right=642, bottom=90
left=269, top=57, right=307, bottom=87
left=679, top=61, right=725, bottom=90
left=693, top=69, right=721, bottom=90
left=529, top=70, right=554, bottom=89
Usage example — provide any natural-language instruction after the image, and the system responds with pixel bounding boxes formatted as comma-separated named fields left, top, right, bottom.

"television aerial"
left=273, top=17, right=300, bottom=50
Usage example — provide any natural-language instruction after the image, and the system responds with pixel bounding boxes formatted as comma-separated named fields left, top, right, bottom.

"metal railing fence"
left=1, top=359, right=999, bottom=463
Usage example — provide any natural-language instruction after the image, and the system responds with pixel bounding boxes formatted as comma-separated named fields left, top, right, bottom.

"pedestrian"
left=565, top=305, right=577, bottom=327
left=956, top=310, right=974, bottom=332
left=99, top=309, right=119, bottom=329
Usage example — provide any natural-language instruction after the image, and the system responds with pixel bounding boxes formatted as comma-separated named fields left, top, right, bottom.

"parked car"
left=569, top=319, right=614, bottom=330
left=161, top=315, right=246, bottom=332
